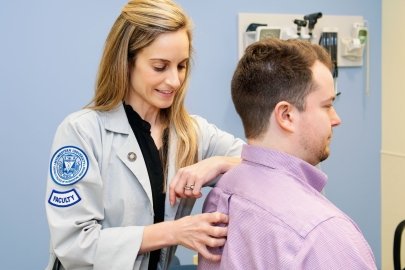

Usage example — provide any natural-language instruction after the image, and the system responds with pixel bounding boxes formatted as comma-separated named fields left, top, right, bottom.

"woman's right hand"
left=140, top=212, right=228, bottom=261
left=172, top=212, right=228, bottom=261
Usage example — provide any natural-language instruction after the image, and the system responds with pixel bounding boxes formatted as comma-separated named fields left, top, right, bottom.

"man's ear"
left=274, top=101, right=295, bottom=132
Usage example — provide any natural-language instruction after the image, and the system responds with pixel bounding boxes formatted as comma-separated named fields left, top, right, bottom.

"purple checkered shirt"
left=198, top=145, right=377, bottom=270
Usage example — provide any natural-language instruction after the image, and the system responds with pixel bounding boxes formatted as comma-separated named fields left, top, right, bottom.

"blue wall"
left=0, top=1, right=381, bottom=269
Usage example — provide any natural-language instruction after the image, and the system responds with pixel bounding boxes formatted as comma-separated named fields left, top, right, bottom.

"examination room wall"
left=0, top=0, right=381, bottom=269
left=381, top=0, right=405, bottom=269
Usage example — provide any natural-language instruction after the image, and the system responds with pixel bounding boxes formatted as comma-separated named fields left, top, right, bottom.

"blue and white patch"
left=50, top=146, right=89, bottom=186
left=48, top=189, right=81, bottom=207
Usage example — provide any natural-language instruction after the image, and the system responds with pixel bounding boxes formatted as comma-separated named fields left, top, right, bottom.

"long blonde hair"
left=88, top=0, right=198, bottom=171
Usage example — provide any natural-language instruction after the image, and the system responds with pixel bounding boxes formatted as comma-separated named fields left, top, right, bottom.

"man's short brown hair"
left=231, top=38, right=333, bottom=139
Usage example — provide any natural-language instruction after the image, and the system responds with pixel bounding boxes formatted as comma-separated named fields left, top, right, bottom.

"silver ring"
left=184, top=185, right=194, bottom=190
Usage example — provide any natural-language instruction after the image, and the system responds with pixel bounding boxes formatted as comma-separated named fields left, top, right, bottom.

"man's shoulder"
left=214, top=164, right=344, bottom=238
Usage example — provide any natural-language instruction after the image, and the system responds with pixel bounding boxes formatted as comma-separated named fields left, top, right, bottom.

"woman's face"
left=127, top=29, right=189, bottom=114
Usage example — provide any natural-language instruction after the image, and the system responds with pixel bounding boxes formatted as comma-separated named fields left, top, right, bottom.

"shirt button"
left=127, top=152, right=137, bottom=162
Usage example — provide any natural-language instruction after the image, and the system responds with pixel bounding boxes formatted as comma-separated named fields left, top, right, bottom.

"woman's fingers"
left=169, top=166, right=203, bottom=205
left=197, top=244, right=222, bottom=262
left=173, top=212, right=229, bottom=261
left=168, top=156, right=241, bottom=205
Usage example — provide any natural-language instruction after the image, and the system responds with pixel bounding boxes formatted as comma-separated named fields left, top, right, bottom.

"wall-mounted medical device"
left=304, top=12, right=323, bottom=38
left=238, top=13, right=367, bottom=67
left=256, top=26, right=282, bottom=40
left=293, top=19, right=307, bottom=38
left=238, top=13, right=369, bottom=95
left=319, top=28, right=340, bottom=95
left=341, top=22, right=368, bottom=62
left=244, top=23, right=282, bottom=49
left=243, top=12, right=324, bottom=45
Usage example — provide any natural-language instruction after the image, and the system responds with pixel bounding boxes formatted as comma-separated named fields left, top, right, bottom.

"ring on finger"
left=184, top=184, right=194, bottom=190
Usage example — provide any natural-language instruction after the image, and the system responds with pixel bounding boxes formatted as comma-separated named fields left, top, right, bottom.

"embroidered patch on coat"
left=50, top=146, right=89, bottom=186
left=48, top=189, right=81, bottom=207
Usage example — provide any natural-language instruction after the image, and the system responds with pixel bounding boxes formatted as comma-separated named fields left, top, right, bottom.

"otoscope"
left=304, top=12, right=323, bottom=37
left=293, top=19, right=307, bottom=37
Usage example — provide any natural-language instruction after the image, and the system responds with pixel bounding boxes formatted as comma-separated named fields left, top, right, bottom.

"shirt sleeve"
left=292, top=217, right=378, bottom=270
left=45, top=112, right=143, bottom=270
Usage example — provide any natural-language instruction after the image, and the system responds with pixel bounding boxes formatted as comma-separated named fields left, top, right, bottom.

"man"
left=197, top=38, right=377, bottom=269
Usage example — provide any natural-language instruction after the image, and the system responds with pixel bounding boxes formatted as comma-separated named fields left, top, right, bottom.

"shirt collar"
left=241, top=144, right=327, bottom=192
left=101, top=103, right=131, bottom=135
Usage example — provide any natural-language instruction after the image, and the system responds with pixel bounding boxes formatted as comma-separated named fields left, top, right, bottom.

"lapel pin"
left=127, top=152, right=137, bottom=162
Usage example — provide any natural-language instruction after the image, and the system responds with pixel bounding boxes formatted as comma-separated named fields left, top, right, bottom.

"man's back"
left=198, top=145, right=376, bottom=270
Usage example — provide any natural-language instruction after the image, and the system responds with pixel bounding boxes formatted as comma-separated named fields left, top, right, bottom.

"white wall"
left=381, top=0, right=405, bottom=269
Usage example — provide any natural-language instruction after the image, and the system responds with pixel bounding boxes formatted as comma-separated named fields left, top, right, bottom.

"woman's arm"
left=169, top=115, right=245, bottom=205
left=46, top=111, right=144, bottom=270
left=169, top=156, right=241, bottom=205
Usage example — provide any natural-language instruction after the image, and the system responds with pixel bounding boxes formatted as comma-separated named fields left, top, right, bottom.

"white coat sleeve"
left=45, top=111, right=143, bottom=270
left=193, top=115, right=245, bottom=159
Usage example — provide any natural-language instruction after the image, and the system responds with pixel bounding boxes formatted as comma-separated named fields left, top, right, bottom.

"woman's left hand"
left=169, top=156, right=240, bottom=206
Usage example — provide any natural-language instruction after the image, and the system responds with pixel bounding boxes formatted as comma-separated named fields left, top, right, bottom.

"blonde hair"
left=88, top=0, right=198, bottom=171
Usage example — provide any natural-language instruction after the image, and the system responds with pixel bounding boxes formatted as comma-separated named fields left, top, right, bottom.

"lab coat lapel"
left=117, top=134, right=153, bottom=208
left=103, top=104, right=154, bottom=208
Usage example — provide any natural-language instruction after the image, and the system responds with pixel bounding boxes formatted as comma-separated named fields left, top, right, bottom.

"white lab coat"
left=45, top=104, right=244, bottom=270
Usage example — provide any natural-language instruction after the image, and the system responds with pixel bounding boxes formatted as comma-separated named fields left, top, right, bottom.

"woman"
left=45, top=0, right=243, bottom=269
